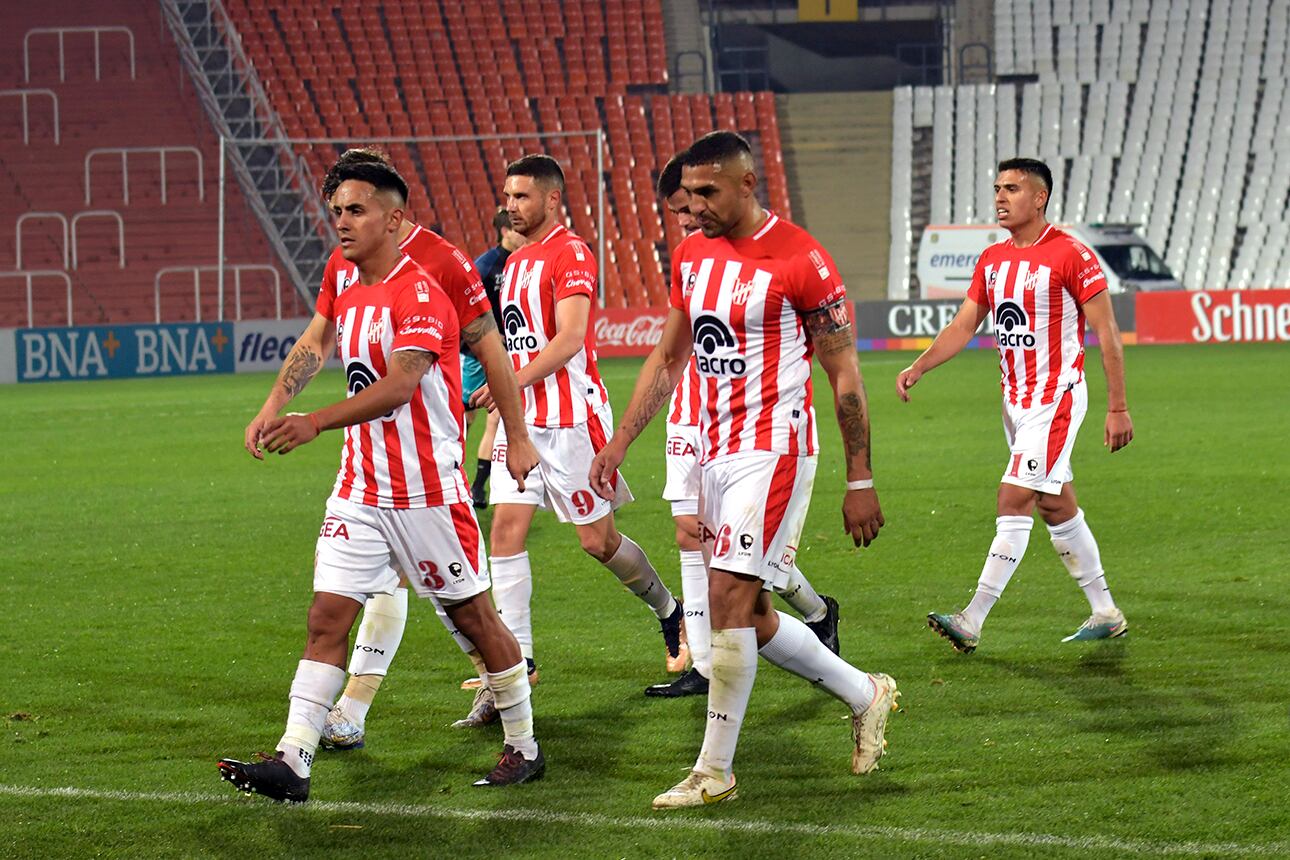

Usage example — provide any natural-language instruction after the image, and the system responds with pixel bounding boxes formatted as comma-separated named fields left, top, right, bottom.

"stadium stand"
left=219, top=0, right=790, bottom=307
left=890, top=0, right=1290, bottom=296
left=0, top=1, right=303, bottom=327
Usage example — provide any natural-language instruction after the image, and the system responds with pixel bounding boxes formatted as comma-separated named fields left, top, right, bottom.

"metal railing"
left=672, top=50, right=711, bottom=93
left=23, top=26, right=135, bottom=82
left=153, top=264, right=282, bottom=323
left=0, top=270, right=74, bottom=327
left=84, top=146, right=204, bottom=205
left=71, top=210, right=126, bottom=269
left=0, top=89, right=60, bottom=144
left=15, top=212, right=69, bottom=270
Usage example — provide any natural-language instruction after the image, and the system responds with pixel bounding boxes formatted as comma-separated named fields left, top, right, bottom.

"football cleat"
left=217, top=751, right=310, bottom=803
left=806, top=594, right=841, bottom=654
left=652, top=770, right=737, bottom=810
left=1063, top=608, right=1128, bottom=642
left=927, top=611, right=980, bottom=654
left=473, top=743, right=545, bottom=786
left=319, top=706, right=365, bottom=751
left=660, top=600, right=684, bottom=660
left=452, top=684, right=499, bottom=728
left=462, top=657, right=539, bottom=690
left=666, top=627, right=690, bottom=673
left=470, top=480, right=488, bottom=510
left=851, top=673, right=900, bottom=775
left=644, top=667, right=709, bottom=698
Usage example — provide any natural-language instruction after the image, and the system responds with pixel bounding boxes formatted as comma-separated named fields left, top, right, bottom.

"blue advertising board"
left=14, top=323, right=235, bottom=382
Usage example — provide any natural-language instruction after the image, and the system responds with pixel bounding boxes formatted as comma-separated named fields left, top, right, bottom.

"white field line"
left=0, top=783, right=1285, bottom=857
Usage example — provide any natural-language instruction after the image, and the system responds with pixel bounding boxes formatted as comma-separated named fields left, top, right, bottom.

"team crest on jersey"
left=1021, top=271, right=1040, bottom=292
left=731, top=276, right=757, bottom=306
left=367, top=316, right=387, bottom=344
left=415, top=279, right=431, bottom=303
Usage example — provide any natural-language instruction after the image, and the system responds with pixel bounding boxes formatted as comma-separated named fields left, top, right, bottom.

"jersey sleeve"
left=785, top=242, right=848, bottom=311
left=1066, top=242, right=1108, bottom=304
left=436, top=247, right=491, bottom=327
left=316, top=250, right=339, bottom=319
left=552, top=240, right=598, bottom=301
left=967, top=253, right=990, bottom=305
left=390, top=278, right=448, bottom=358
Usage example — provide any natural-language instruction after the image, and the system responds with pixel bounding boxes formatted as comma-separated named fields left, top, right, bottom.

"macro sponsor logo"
left=692, top=314, right=746, bottom=376
left=994, top=301, right=1036, bottom=348
left=502, top=305, right=539, bottom=352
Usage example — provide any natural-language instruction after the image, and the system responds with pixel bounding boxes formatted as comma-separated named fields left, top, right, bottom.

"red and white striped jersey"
left=669, top=213, right=848, bottom=463
left=320, top=223, right=490, bottom=334
left=666, top=357, right=702, bottom=426
left=968, top=225, right=1108, bottom=408
left=499, top=223, right=608, bottom=427
left=315, top=255, right=468, bottom=509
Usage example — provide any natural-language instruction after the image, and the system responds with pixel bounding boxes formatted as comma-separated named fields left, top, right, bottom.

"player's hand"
left=589, top=438, right=628, bottom=501
left=842, top=488, right=884, bottom=547
left=1105, top=410, right=1133, bottom=453
left=260, top=413, right=319, bottom=455
left=244, top=411, right=275, bottom=460
left=505, top=433, right=538, bottom=493
left=469, top=384, right=495, bottom=412
left=896, top=366, right=921, bottom=402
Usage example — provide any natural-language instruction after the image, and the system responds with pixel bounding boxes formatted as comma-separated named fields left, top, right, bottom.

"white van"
left=916, top=223, right=1182, bottom=298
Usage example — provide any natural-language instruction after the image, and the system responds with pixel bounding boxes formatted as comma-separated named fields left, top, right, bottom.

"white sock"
left=1048, top=508, right=1116, bottom=613
left=961, top=515, right=1033, bottom=632
left=679, top=550, right=711, bottom=678
left=487, top=660, right=539, bottom=760
left=491, top=553, right=534, bottom=660
left=758, top=612, right=875, bottom=712
left=338, top=587, right=408, bottom=723
left=604, top=534, right=677, bottom=620
left=776, top=566, right=827, bottom=622
left=695, top=628, right=757, bottom=780
left=278, top=659, right=346, bottom=778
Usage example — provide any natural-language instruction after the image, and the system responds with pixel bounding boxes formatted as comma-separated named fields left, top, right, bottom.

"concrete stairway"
left=778, top=92, right=893, bottom=301
left=660, top=0, right=708, bottom=93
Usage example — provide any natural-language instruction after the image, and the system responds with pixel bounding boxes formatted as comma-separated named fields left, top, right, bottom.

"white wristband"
left=846, top=479, right=874, bottom=491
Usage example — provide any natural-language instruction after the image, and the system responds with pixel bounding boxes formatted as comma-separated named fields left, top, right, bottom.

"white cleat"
left=452, top=684, right=499, bottom=729
left=319, top=706, right=365, bottom=751
left=651, top=770, right=737, bottom=810
left=851, top=673, right=900, bottom=774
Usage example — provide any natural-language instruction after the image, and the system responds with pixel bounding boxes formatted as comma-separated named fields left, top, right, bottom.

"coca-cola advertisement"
left=1135, top=289, right=1290, bottom=344
left=595, top=307, right=669, bottom=356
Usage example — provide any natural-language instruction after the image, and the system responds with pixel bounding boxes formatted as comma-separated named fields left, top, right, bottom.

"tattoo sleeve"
left=802, top=300, right=855, bottom=356
left=622, top=361, right=676, bottom=441
left=836, top=388, right=872, bottom=472
left=461, top=312, right=497, bottom=347
left=393, top=349, right=434, bottom=376
left=278, top=346, right=323, bottom=400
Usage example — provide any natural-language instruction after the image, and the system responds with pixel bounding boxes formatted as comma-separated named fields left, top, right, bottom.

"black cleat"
left=645, top=667, right=710, bottom=698
left=473, top=743, right=545, bottom=786
left=471, top=480, right=488, bottom=510
left=806, top=594, right=841, bottom=654
left=660, top=600, right=684, bottom=659
left=217, top=751, right=310, bottom=803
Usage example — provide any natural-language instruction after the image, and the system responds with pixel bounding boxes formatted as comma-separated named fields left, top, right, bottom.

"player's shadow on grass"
left=979, top=642, right=1232, bottom=775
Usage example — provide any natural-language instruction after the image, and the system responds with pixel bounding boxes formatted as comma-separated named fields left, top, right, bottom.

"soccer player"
left=468, top=154, right=684, bottom=705
left=590, top=132, right=899, bottom=809
left=469, top=206, right=529, bottom=509
left=898, top=157, right=1133, bottom=653
left=221, top=161, right=543, bottom=801
left=298, top=149, right=537, bottom=752
left=645, top=153, right=842, bottom=700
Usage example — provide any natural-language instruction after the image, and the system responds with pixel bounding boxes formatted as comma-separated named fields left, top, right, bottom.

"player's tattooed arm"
left=622, top=361, right=677, bottom=440
left=392, top=349, right=434, bottom=376
left=278, top=346, right=323, bottom=400
left=461, top=311, right=498, bottom=347
left=836, top=388, right=872, bottom=472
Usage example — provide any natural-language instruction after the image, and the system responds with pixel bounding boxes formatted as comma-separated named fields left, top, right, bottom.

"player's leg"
left=575, top=513, right=683, bottom=653
left=774, top=565, right=839, bottom=653
left=321, top=580, right=408, bottom=750
left=489, top=503, right=539, bottom=667
left=445, top=592, right=544, bottom=785
left=1041, top=485, right=1128, bottom=640
left=645, top=510, right=710, bottom=697
left=471, top=409, right=502, bottom=509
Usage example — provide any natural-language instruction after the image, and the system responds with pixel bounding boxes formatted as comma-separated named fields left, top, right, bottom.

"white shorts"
left=698, top=452, right=816, bottom=591
left=662, top=421, right=703, bottom=518
left=1000, top=381, right=1087, bottom=495
left=314, top=496, right=491, bottom=605
left=489, top=400, right=633, bottom=525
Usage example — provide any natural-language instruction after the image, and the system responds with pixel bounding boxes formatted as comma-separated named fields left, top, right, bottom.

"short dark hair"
left=998, top=157, right=1053, bottom=209
left=492, top=206, right=510, bottom=242
left=324, top=159, right=409, bottom=207
left=681, top=131, right=753, bottom=168
left=657, top=153, right=685, bottom=198
left=506, top=154, right=565, bottom=192
left=321, top=148, right=393, bottom=200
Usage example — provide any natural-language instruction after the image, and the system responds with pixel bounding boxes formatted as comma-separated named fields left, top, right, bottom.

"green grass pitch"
left=1, top=344, right=1288, bottom=858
